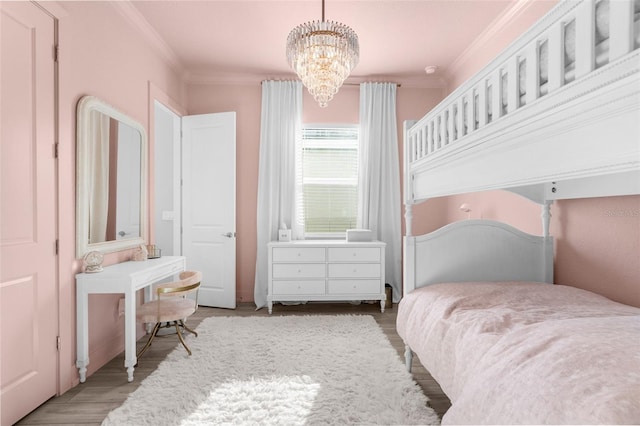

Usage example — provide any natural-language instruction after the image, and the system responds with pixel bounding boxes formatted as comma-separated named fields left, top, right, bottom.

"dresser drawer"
left=273, top=263, right=326, bottom=279
left=328, top=263, right=380, bottom=278
left=328, top=247, right=380, bottom=262
left=327, top=279, right=381, bottom=295
left=272, top=280, right=325, bottom=295
left=272, top=247, right=325, bottom=262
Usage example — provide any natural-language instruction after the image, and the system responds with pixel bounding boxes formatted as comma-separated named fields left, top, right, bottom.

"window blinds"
left=297, top=126, right=359, bottom=234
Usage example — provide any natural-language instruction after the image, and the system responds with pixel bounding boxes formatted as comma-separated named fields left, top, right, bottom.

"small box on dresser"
left=267, top=240, right=386, bottom=314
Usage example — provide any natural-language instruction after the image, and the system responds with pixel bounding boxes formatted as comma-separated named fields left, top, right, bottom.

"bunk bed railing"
left=406, top=0, right=639, bottom=166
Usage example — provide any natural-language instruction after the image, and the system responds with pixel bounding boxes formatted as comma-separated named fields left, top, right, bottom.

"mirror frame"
left=76, top=95, right=148, bottom=258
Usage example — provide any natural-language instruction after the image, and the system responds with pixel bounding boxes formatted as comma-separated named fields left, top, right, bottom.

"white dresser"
left=267, top=240, right=386, bottom=314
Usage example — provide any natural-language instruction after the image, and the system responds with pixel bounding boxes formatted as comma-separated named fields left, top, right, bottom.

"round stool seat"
left=137, top=298, right=196, bottom=323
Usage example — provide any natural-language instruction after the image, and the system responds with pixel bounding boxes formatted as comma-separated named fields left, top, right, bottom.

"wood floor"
left=16, top=302, right=451, bottom=425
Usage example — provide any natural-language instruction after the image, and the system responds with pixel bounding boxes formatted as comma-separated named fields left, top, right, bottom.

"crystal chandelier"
left=286, top=0, right=359, bottom=108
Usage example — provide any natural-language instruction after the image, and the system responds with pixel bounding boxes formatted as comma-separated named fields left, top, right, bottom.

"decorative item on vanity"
left=146, top=244, right=162, bottom=259
left=278, top=222, right=291, bottom=242
left=132, top=244, right=148, bottom=261
left=82, top=250, right=104, bottom=273
left=346, top=229, right=372, bottom=242
left=286, top=0, right=359, bottom=108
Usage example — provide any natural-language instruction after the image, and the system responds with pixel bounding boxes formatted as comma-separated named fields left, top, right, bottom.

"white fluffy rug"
left=103, top=315, right=439, bottom=425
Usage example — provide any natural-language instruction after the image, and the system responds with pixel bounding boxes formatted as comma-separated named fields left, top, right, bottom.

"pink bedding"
left=396, top=282, right=640, bottom=424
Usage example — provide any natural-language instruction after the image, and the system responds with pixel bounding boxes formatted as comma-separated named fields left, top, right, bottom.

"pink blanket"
left=396, top=282, right=640, bottom=424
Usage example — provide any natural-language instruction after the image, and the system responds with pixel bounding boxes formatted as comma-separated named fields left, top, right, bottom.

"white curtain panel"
left=254, top=80, right=303, bottom=308
left=358, top=82, right=402, bottom=302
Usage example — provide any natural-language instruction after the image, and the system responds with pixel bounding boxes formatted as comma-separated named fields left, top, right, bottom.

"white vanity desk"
left=76, top=256, right=186, bottom=383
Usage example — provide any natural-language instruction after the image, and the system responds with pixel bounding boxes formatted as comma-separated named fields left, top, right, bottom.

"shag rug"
left=102, top=315, right=439, bottom=425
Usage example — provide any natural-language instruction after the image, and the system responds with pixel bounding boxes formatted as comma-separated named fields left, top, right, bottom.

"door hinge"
left=56, top=336, right=61, bottom=351
left=54, top=143, right=59, bottom=158
left=54, top=45, right=59, bottom=62
left=55, top=239, right=59, bottom=255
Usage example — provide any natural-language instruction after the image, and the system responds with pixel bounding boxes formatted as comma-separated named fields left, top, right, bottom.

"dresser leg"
left=380, top=299, right=385, bottom=313
left=267, top=301, right=273, bottom=314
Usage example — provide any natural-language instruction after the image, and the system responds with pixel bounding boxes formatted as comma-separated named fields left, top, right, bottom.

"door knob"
left=221, top=232, right=236, bottom=238
left=118, top=231, right=128, bottom=237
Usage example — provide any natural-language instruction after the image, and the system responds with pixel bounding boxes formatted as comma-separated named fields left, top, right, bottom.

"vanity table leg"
left=75, top=288, right=89, bottom=383
left=143, top=284, right=153, bottom=334
left=124, top=289, right=136, bottom=382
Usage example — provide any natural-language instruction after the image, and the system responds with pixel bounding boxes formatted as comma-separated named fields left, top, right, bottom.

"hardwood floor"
left=16, top=302, right=451, bottom=425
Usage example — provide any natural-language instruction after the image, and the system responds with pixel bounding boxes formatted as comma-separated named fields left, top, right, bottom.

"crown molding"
left=36, top=1, right=69, bottom=18
left=346, top=75, right=448, bottom=89
left=448, top=0, right=539, bottom=77
left=186, top=71, right=295, bottom=86
left=110, top=1, right=186, bottom=78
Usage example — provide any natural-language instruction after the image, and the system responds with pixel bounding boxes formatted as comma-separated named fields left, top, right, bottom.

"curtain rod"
left=344, top=82, right=402, bottom=87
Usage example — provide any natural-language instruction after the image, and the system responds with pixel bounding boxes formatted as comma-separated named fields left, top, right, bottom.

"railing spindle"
left=609, top=0, right=633, bottom=60
left=575, top=0, right=595, bottom=79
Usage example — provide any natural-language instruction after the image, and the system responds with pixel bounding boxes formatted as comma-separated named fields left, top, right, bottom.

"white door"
left=182, top=112, right=236, bottom=308
left=115, top=122, right=142, bottom=240
left=1, top=2, right=58, bottom=424
left=153, top=101, right=181, bottom=256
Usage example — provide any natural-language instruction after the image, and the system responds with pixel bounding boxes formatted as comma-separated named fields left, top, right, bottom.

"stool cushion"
left=137, top=298, right=197, bottom=323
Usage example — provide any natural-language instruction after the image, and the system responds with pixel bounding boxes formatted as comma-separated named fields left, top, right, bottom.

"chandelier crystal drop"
left=286, top=1, right=359, bottom=108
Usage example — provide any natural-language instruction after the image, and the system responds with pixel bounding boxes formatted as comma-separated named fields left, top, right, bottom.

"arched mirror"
left=76, top=96, right=148, bottom=258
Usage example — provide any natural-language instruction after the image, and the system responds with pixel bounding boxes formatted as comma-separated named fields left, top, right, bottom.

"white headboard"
left=403, top=220, right=553, bottom=296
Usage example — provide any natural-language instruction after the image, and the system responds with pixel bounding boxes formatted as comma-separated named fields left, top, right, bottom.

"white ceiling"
left=127, top=0, right=556, bottom=86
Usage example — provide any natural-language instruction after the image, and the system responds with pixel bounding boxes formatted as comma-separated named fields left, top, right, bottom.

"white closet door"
left=182, top=112, right=236, bottom=308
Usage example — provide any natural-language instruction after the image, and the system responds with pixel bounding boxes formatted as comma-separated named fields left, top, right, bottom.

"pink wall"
left=553, top=196, right=640, bottom=306
left=53, top=1, right=185, bottom=392
left=187, top=83, right=444, bottom=302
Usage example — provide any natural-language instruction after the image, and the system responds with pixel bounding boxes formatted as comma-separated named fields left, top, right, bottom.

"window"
left=296, top=125, right=359, bottom=236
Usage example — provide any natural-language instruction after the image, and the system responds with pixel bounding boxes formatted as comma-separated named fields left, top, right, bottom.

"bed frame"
left=405, top=220, right=553, bottom=294
left=403, top=0, right=640, bottom=296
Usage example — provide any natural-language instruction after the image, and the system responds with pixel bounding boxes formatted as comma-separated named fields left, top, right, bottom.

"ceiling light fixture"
left=286, top=0, right=359, bottom=108
left=425, top=65, right=439, bottom=75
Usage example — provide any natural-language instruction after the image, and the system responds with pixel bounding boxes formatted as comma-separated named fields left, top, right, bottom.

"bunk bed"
left=397, top=0, right=640, bottom=423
